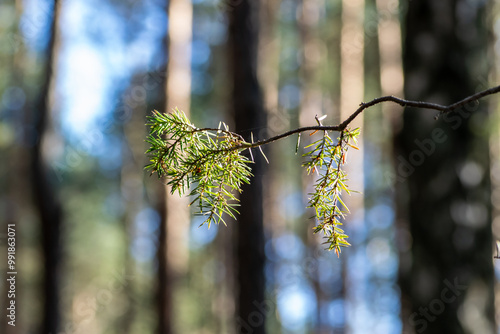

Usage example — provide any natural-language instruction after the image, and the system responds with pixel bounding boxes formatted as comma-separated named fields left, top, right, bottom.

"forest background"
left=1, top=0, right=500, bottom=333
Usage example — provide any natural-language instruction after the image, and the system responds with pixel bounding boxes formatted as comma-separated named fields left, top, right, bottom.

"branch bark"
left=199, top=84, right=500, bottom=153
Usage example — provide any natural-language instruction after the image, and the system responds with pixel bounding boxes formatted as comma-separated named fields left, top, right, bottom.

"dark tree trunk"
left=157, top=21, right=172, bottom=334
left=229, top=1, right=267, bottom=333
left=29, top=1, right=62, bottom=333
left=396, top=1, right=495, bottom=333
left=157, top=186, right=172, bottom=334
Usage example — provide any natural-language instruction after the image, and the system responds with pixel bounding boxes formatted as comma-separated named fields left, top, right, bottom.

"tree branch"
left=237, top=84, right=500, bottom=151
left=146, top=85, right=500, bottom=254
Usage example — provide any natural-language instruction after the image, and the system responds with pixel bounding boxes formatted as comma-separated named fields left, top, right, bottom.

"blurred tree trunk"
left=256, top=1, right=281, bottom=331
left=156, top=11, right=171, bottom=334
left=375, top=0, right=403, bottom=123
left=396, top=1, right=495, bottom=333
left=157, top=0, right=192, bottom=332
left=118, top=72, right=153, bottom=333
left=229, top=1, right=267, bottom=333
left=29, top=1, right=62, bottom=333
left=157, top=185, right=172, bottom=334
left=298, top=0, right=332, bottom=331
left=2, top=2, right=23, bottom=334
left=340, top=0, right=364, bottom=332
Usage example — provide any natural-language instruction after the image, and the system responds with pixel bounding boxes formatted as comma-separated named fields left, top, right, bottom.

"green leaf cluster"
left=146, top=109, right=253, bottom=227
left=303, top=128, right=360, bottom=256
left=145, top=109, right=360, bottom=256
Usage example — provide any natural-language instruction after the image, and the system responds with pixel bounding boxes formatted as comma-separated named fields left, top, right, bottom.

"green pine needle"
left=145, top=109, right=360, bottom=256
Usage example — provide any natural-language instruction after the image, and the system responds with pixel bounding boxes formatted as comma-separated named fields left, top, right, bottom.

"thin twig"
left=222, top=84, right=500, bottom=152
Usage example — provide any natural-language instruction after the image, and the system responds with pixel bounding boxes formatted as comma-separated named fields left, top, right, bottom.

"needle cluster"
left=145, top=85, right=500, bottom=256
left=146, top=109, right=253, bottom=227
left=145, top=109, right=359, bottom=254
left=302, top=128, right=360, bottom=257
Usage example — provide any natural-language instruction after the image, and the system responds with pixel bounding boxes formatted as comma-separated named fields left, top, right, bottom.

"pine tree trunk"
left=396, top=1, right=495, bottom=333
left=229, top=1, right=267, bottom=333
left=30, top=1, right=62, bottom=333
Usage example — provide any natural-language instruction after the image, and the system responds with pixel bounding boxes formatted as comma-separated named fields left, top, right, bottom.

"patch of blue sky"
left=58, top=0, right=164, bottom=142
left=135, top=207, right=161, bottom=237
left=317, top=256, right=342, bottom=285
left=59, top=42, right=110, bottom=139
left=281, top=191, right=305, bottom=220
left=95, top=134, right=122, bottom=171
left=366, top=237, right=398, bottom=279
left=371, top=285, right=400, bottom=314
left=325, top=299, right=345, bottom=328
left=348, top=302, right=373, bottom=333
left=347, top=218, right=369, bottom=245
left=347, top=247, right=370, bottom=285
left=19, top=0, right=53, bottom=52
left=131, top=235, right=157, bottom=263
left=345, top=243, right=400, bottom=334
left=277, top=283, right=317, bottom=331
left=367, top=203, right=395, bottom=230
left=371, top=253, right=398, bottom=279
left=275, top=263, right=306, bottom=288
left=350, top=306, right=401, bottom=334
left=372, top=314, right=402, bottom=334
left=364, top=315, right=400, bottom=334
left=131, top=207, right=161, bottom=263
left=190, top=216, right=219, bottom=250
left=265, top=238, right=279, bottom=262
left=191, top=39, right=211, bottom=68
left=58, top=0, right=113, bottom=138
left=273, top=233, right=305, bottom=261
left=144, top=7, right=168, bottom=36
left=124, top=30, right=161, bottom=71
